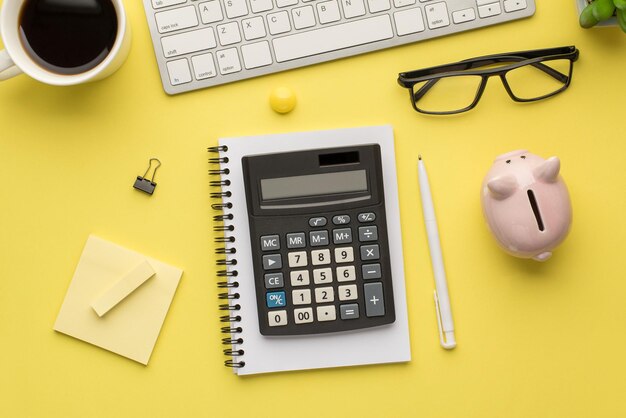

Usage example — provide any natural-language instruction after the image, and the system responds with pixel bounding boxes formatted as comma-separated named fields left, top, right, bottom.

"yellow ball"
left=270, top=87, right=297, bottom=114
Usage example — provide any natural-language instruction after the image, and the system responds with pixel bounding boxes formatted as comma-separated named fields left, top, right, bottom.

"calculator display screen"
left=260, top=170, right=368, bottom=200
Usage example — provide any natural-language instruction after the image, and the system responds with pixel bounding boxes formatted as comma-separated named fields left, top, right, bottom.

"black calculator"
left=242, top=145, right=395, bottom=336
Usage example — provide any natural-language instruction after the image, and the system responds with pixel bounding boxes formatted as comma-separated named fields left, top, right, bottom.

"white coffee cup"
left=0, top=0, right=131, bottom=85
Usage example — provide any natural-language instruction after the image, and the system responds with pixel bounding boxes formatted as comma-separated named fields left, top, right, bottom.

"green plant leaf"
left=617, top=8, right=626, bottom=33
left=593, top=0, right=616, bottom=21
left=580, top=3, right=600, bottom=27
left=614, top=0, right=626, bottom=11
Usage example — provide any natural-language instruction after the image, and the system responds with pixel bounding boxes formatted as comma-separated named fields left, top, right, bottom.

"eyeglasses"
left=397, top=46, right=579, bottom=115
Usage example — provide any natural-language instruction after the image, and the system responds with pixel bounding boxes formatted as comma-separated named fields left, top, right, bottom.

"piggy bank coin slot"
left=527, top=189, right=544, bottom=232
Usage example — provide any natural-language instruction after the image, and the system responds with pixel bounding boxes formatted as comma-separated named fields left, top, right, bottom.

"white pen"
left=417, top=155, right=456, bottom=349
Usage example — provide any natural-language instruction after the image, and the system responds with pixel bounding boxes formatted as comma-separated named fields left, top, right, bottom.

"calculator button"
left=360, top=244, right=380, bottom=261
left=288, top=251, right=308, bottom=267
left=336, top=265, right=356, bottom=282
left=311, top=249, right=331, bottom=265
left=333, top=228, right=353, bottom=244
left=263, top=254, right=283, bottom=270
left=309, top=217, right=327, bottom=227
left=361, top=264, right=381, bottom=280
left=358, top=212, right=376, bottom=223
left=340, top=303, right=360, bottom=320
left=286, top=232, right=306, bottom=248
left=313, top=268, right=333, bottom=284
left=290, top=270, right=310, bottom=286
left=268, top=310, right=288, bottom=326
left=338, top=284, right=358, bottom=301
left=315, top=286, right=335, bottom=303
left=332, top=215, right=351, bottom=225
left=310, top=230, right=329, bottom=246
left=334, top=247, right=354, bottom=263
left=292, top=289, right=311, bottom=305
left=264, top=272, right=284, bottom=289
left=358, top=226, right=378, bottom=242
left=260, top=235, right=280, bottom=251
left=364, top=282, right=385, bottom=317
left=294, top=307, right=314, bottom=324
left=266, top=291, right=287, bottom=308
left=317, top=305, right=337, bottom=322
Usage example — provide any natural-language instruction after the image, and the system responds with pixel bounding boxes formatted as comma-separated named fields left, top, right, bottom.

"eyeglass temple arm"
left=412, top=57, right=568, bottom=102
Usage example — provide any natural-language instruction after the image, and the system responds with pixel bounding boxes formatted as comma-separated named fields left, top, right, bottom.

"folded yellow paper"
left=54, top=235, right=183, bottom=365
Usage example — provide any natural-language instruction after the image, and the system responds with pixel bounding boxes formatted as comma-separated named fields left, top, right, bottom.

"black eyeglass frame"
left=397, top=46, right=580, bottom=115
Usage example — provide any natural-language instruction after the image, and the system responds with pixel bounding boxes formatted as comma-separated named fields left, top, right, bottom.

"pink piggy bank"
left=481, top=150, right=572, bottom=261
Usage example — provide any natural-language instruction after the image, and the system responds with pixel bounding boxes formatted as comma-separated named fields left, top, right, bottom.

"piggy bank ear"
left=487, top=175, right=518, bottom=199
left=533, top=157, right=560, bottom=183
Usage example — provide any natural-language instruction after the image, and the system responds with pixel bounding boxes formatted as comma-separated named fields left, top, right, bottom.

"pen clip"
left=434, top=290, right=457, bottom=350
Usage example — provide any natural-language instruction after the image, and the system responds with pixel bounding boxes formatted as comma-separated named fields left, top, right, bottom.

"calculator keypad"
left=255, top=210, right=395, bottom=335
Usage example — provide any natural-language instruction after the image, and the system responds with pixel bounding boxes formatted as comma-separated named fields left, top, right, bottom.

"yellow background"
left=1, top=0, right=625, bottom=416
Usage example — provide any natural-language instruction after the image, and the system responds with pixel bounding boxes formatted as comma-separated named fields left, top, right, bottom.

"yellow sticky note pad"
left=54, top=235, right=183, bottom=365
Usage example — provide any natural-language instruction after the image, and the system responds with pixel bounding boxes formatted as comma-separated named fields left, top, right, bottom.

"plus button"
left=369, top=296, right=379, bottom=305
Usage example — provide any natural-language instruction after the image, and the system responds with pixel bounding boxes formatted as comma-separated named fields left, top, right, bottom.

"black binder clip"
left=134, top=158, right=161, bottom=195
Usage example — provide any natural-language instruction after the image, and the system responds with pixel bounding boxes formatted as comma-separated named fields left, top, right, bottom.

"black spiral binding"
left=209, top=145, right=245, bottom=369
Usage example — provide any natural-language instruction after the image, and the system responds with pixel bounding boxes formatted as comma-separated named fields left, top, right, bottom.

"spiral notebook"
left=210, top=126, right=411, bottom=375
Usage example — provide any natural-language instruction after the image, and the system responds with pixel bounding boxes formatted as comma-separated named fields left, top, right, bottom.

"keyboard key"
left=261, top=234, right=280, bottom=251
left=368, top=0, right=391, bottom=12
left=250, top=0, right=273, bottom=13
left=358, top=212, right=376, bottom=222
left=504, top=0, right=527, bottom=12
left=340, top=303, right=359, bottom=320
left=216, top=48, right=242, bottom=74
left=217, top=21, right=242, bottom=46
left=268, top=10, right=291, bottom=35
left=161, top=27, right=217, bottom=58
left=315, top=286, right=335, bottom=303
left=393, top=0, right=416, bottom=7
left=313, top=268, right=333, bottom=284
left=268, top=310, right=288, bottom=326
left=452, top=8, right=475, bottom=23
left=339, top=284, right=358, bottom=301
left=224, top=0, right=249, bottom=18
left=294, top=307, right=314, bottom=324
left=191, top=53, right=217, bottom=80
left=358, top=226, right=378, bottom=242
left=155, top=6, right=199, bottom=34
left=317, top=305, right=337, bottom=321
left=394, top=8, right=425, bottom=35
left=309, top=217, right=327, bottom=227
left=292, top=289, right=311, bottom=305
left=266, top=291, right=286, bottom=308
left=317, top=0, right=341, bottom=24
left=424, top=2, right=449, bottom=29
left=334, top=247, right=354, bottom=263
left=364, top=282, right=385, bottom=317
left=288, top=250, right=308, bottom=267
left=199, top=1, right=224, bottom=24
left=332, top=215, right=350, bottom=225
left=310, top=230, right=329, bottom=246
left=311, top=249, right=331, bottom=265
left=478, top=2, right=501, bottom=17
left=277, top=0, right=299, bottom=7
left=360, top=244, right=379, bottom=260
left=336, top=265, right=356, bottom=282
left=242, top=16, right=267, bottom=40
left=340, top=0, right=366, bottom=18
left=476, top=0, right=499, bottom=5
left=292, top=5, right=316, bottom=29
left=333, top=228, right=352, bottom=244
left=273, top=15, right=393, bottom=63
left=361, top=263, right=381, bottom=280
left=290, top=270, right=310, bottom=286
left=262, top=253, right=282, bottom=270
left=152, top=0, right=186, bottom=9
left=166, top=59, right=192, bottom=85
left=241, top=41, right=273, bottom=69
left=286, top=232, right=306, bottom=249
left=264, top=272, right=284, bottom=289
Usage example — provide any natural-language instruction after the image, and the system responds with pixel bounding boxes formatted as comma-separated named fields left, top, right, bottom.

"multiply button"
left=261, top=235, right=280, bottom=251
left=309, top=217, right=327, bottom=227
left=360, top=244, right=380, bottom=261
left=263, top=254, right=282, bottom=270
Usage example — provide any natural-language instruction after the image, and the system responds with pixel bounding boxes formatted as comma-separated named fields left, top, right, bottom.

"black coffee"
left=19, top=0, right=118, bottom=75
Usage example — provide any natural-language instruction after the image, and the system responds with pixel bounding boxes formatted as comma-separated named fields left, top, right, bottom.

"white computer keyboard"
left=142, top=0, right=535, bottom=95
